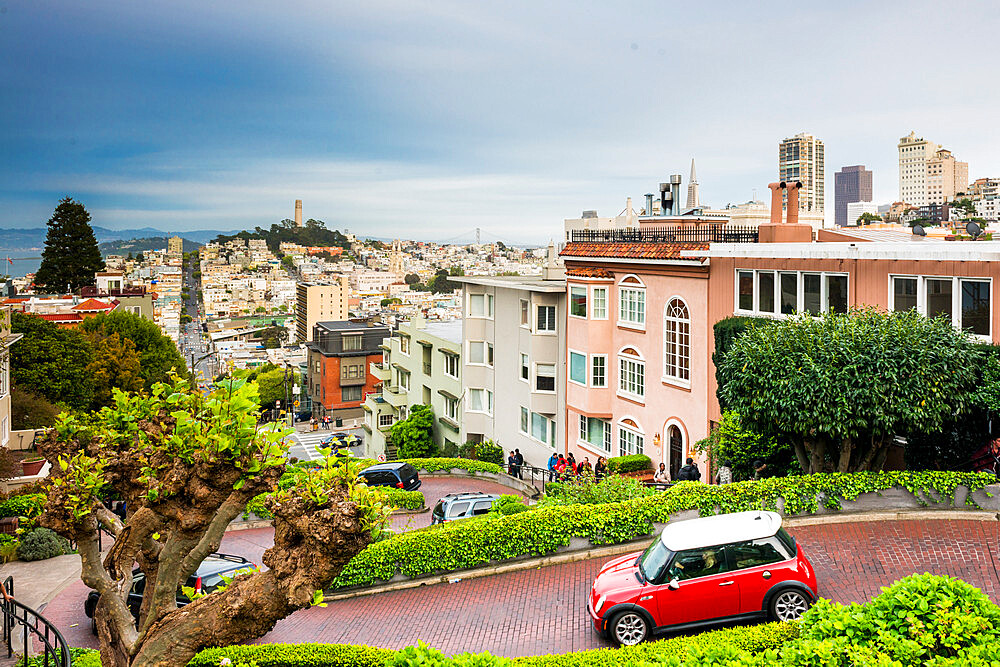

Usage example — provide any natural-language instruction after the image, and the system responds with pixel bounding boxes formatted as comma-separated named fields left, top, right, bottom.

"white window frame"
left=568, top=349, right=588, bottom=387
left=443, top=352, right=459, bottom=379
left=520, top=353, right=530, bottom=383
left=468, top=341, right=494, bottom=367
left=617, top=275, right=646, bottom=330
left=444, top=396, right=460, bottom=421
left=578, top=414, right=611, bottom=454
left=519, top=298, right=530, bottom=327
left=617, top=348, right=645, bottom=401
left=663, top=297, right=691, bottom=388
left=888, top=274, right=992, bottom=339
left=617, top=419, right=645, bottom=458
left=591, top=286, right=608, bottom=320
left=468, top=292, right=494, bottom=319
left=397, top=369, right=410, bottom=391
left=569, top=286, right=588, bottom=319
left=378, top=413, right=395, bottom=428
left=398, top=335, right=410, bottom=356
left=398, top=405, right=408, bottom=421
left=535, top=304, right=557, bottom=333
left=520, top=406, right=529, bottom=434
left=468, top=388, right=493, bottom=415
left=529, top=411, right=554, bottom=446
left=534, top=362, right=557, bottom=394
left=590, top=354, right=607, bottom=388
left=734, top=269, right=850, bottom=318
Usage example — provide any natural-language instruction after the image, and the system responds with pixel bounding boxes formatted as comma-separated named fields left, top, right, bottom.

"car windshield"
left=638, top=539, right=673, bottom=583
left=432, top=501, right=445, bottom=518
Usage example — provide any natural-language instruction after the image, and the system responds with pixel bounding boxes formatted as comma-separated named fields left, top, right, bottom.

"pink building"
left=562, top=190, right=1000, bottom=481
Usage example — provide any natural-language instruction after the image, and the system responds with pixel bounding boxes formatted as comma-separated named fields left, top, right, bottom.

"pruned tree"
left=717, top=309, right=981, bottom=473
left=38, top=376, right=390, bottom=667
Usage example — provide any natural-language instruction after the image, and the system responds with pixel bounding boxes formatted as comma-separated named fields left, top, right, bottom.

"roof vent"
left=582, top=210, right=598, bottom=218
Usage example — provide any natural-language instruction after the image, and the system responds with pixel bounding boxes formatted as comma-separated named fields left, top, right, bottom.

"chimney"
left=295, top=199, right=303, bottom=227
left=785, top=181, right=802, bottom=225
left=768, top=183, right=784, bottom=224
left=669, top=175, right=682, bottom=215
left=644, top=193, right=654, bottom=216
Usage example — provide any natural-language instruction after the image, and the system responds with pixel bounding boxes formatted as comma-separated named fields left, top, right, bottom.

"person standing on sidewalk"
left=513, top=449, right=524, bottom=479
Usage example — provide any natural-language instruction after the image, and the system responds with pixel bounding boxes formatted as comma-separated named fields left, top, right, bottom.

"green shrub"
left=474, top=440, right=504, bottom=466
left=542, top=475, right=654, bottom=507
left=694, top=411, right=797, bottom=482
left=404, top=458, right=503, bottom=475
left=332, top=471, right=994, bottom=589
left=190, top=644, right=395, bottom=667
left=17, top=527, right=72, bottom=561
left=17, top=647, right=99, bottom=667
left=489, top=494, right=531, bottom=516
left=382, top=489, right=424, bottom=511
left=606, top=454, right=652, bottom=474
left=712, top=316, right=775, bottom=412
left=0, top=493, right=45, bottom=522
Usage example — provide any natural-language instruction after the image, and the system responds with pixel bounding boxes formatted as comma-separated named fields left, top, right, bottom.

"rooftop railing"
left=568, top=224, right=759, bottom=244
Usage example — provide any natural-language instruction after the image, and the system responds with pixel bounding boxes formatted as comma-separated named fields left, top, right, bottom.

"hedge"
left=606, top=454, right=652, bottom=474
left=402, top=458, right=503, bottom=475
left=331, top=471, right=995, bottom=589
left=188, top=623, right=795, bottom=667
left=382, top=488, right=424, bottom=511
left=0, top=493, right=45, bottom=520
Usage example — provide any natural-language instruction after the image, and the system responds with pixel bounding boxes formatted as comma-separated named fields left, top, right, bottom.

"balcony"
left=384, top=386, right=408, bottom=408
left=370, top=361, right=391, bottom=382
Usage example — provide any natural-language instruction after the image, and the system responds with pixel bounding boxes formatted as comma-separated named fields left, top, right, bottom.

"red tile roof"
left=38, top=313, right=83, bottom=323
left=72, top=298, right=115, bottom=312
left=560, top=242, right=709, bottom=261
left=566, top=267, right=614, bottom=278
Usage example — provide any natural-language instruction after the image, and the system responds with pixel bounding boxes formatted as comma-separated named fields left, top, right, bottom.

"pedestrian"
left=594, top=456, right=607, bottom=480
left=310, top=417, right=316, bottom=432
left=716, top=459, right=733, bottom=485
left=676, top=457, right=702, bottom=482
left=323, top=415, right=331, bottom=430
left=508, top=451, right=517, bottom=477
left=579, top=457, right=593, bottom=477
left=653, top=462, right=669, bottom=484
left=566, top=452, right=576, bottom=474
left=752, top=459, right=769, bottom=481
left=514, top=449, right=524, bottom=480
left=547, top=452, right=559, bottom=482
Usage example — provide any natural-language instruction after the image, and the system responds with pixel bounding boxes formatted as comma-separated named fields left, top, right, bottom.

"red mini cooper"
left=588, top=511, right=818, bottom=645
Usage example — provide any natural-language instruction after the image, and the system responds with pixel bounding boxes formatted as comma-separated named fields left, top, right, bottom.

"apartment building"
left=306, top=320, right=389, bottom=423
left=926, top=149, right=969, bottom=205
left=898, top=132, right=940, bottom=206
left=559, top=182, right=1000, bottom=481
left=455, top=251, right=567, bottom=468
left=167, top=236, right=183, bottom=255
left=0, top=307, right=23, bottom=449
left=779, top=133, right=825, bottom=214
left=296, top=278, right=349, bottom=343
left=363, top=317, right=463, bottom=459
left=834, top=165, right=873, bottom=227
left=969, top=178, right=1000, bottom=222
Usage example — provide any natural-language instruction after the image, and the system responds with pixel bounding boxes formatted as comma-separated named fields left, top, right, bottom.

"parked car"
left=321, top=432, right=359, bottom=449
left=357, top=462, right=421, bottom=491
left=431, top=492, right=500, bottom=524
left=588, top=510, right=818, bottom=646
left=84, top=553, right=256, bottom=634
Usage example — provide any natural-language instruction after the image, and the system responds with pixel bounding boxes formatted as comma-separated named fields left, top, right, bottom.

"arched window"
left=617, top=275, right=646, bottom=328
left=617, top=347, right=645, bottom=399
left=664, top=298, right=690, bottom=383
left=618, top=418, right=644, bottom=458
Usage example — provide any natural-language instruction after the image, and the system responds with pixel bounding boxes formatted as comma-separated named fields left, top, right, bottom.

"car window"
left=668, top=546, right=729, bottom=581
left=130, top=575, right=146, bottom=595
left=730, top=538, right=789, bottom=569
left=398, top=463, right=418, bottom=479
left=471, top=500, right=493, bottom=515
left=447, top=501, right=470, bottom=517
left=432, top=501, right=445, bottom=518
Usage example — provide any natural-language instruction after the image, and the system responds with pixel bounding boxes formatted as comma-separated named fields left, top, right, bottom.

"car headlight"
left=594, top=594, right=607, bottom=614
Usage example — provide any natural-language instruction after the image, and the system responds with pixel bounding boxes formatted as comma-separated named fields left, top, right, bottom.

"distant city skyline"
left=2, top=1, right=999, bottom=240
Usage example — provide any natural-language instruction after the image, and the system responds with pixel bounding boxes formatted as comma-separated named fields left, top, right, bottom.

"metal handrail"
left=569, top=224, right=759, bottom=244
left=1, top=576, right=71, bottom=667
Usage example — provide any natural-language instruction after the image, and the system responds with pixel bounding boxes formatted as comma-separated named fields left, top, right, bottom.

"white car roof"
left=658, top=511, right=783, bottom=551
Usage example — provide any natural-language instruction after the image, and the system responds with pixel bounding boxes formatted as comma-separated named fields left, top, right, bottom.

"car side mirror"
left=668, top=578, right=680, bottom=590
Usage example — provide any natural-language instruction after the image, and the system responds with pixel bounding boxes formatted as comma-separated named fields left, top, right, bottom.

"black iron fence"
left=568, top=225, right=758, bottom=244
left=1, top=576, right=71, bottom=667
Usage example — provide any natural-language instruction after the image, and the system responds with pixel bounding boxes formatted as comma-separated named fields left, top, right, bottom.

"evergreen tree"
left=35, top=198, right=104, bottom=293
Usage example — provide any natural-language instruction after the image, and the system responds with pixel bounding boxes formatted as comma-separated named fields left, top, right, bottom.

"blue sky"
left=2, top=0, right=998, bottom=243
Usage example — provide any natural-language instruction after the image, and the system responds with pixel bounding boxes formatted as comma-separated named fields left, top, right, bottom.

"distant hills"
left=0, top=226, right=242, bottom=253
left=99, top=236, right=202, bottom=256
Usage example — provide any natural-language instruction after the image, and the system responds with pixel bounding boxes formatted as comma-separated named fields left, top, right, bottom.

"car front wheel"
left=770, top=589, right=811, bottom=622
left=610, top=610, right=649, bottom=646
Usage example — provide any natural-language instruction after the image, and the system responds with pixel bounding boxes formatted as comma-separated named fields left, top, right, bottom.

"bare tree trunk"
left=792, top=439, right=810, bottom=473
left=858, top=435, right=889, bottom=471
left=808, top=438, right=826, bottom=475
left=837, top=437, right=853, bottom=473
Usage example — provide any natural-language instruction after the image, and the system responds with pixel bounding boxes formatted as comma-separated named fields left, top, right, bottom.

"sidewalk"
left=0, top=553, right=82, bottom=613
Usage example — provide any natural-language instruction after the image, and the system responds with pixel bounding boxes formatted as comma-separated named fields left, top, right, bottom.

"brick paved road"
left=45, top=519, right=1000, bottom=656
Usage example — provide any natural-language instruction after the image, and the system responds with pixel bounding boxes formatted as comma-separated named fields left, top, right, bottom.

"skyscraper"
left=897, top=132, right=939, bottom=206
left=778, top=133, right=825, bottom=213
left=686, top=158, right=699, bottom=209
left=834, top=165, right=873, bottom=226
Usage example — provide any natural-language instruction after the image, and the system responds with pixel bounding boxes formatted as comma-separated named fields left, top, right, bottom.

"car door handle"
left=718, top=581, right=735, bottom=587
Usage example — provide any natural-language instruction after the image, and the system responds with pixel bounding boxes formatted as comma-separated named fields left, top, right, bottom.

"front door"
left=668, top=425, right=683, bottom=480
left=655, top=545, right=740, bottom=627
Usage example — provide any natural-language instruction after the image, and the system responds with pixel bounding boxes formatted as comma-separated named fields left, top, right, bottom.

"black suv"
left=358, top=462, right=421, bottom=490
left=83, top=553, right=255, bottom=634
left=431, top=492, right=500, bottom=524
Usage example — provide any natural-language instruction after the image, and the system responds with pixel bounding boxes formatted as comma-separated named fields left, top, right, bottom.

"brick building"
left=306, top=320, right=390, bottom=423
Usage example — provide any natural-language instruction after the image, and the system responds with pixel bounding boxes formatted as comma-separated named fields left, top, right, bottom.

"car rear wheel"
left=610, top=610, right=648, bottom=646
left=770, top=589, right=810, bottom=622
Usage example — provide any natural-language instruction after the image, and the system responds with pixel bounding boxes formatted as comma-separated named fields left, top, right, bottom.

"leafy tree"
left=390, top=404, right=437, bottom=458
left=428, top=269, right=459, bottom=294
left=38, top=376, right=389, bottom=667
left=404, top=273, right=420, bottom=285
left=10, top=385, right=61, bottom=430
left=695, top=411, right=795, bottom=481
left=717, top=309, right=981, bottom=473
left=35, top=198, right=104, bottom=293
left=380, top=298, right=402, bottom=307
left=80, top=311, right=187, bottom=389
left=260, top=326, right=288, bottom=349
left=10, top=313, right=94, bottom=410
left=135, top=252, right=145, bottom=263
left=855, top=212, right=881, bottom=225
left=253, top=367, right=287, bottom=408
left=86, top=333, right=144, bottom=409
left=280, top=255, right=294, bottom=270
